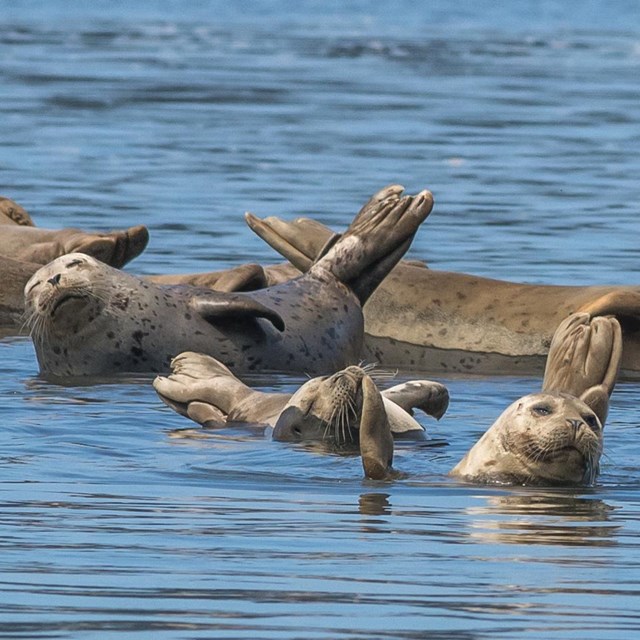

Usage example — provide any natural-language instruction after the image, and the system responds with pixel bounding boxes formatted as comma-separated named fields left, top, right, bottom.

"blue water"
left=2, top=1, right=640, bottom=637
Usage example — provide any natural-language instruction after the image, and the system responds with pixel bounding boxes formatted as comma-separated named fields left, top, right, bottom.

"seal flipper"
left=381, top=380, right=450, bottom=420
left=0, top=197, right=35, bottom=226
left=359, top=375, right=395, bottom=480
left=248, top=185, right=433, bottom=306
left=189, top=291, right=285, bottom=332
left=542, top=312, right=622, bottom=425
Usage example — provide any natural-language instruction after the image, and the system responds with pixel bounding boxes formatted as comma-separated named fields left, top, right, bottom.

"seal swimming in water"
left=24, top=185, right=434, bottom=378
left=244, top=214, right=640, bottom=377
left=153, top=351, right=449, bottom=444
left=0, top=197, right=149, bottom=329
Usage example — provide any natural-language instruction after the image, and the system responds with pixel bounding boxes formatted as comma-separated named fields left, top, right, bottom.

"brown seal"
left=153, top=351, right=448, bottom=443
left=24, top=185, right=433, bottom=377
left=449, top=313, right=621, bottom=485
left=0, top=198, right=149, bottom=330
left=154, top=352, right=448, bottom=480
left=246, top=215, right=640, bottom=377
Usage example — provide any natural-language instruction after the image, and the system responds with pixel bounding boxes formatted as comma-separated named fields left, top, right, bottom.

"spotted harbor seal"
left=24, top=185, right=434, bottom=378
left=245, top=215, right=640, bottom=377
left=153, top=351, right=449, bottom=446
left=449, top=313, right=621, bottom=485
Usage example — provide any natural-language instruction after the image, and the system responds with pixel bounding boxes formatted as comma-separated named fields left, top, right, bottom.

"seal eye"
left=66, top=258, right=84, bottom=268
left=583, top=413, right=600, bottom=430
left=532, top=404, right=553, bottom=417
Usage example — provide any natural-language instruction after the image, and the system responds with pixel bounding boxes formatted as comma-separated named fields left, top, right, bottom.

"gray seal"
left=24, top=185, right=433, bottom=378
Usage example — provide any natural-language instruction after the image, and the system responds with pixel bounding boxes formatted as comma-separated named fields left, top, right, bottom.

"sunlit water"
left=2, top=1, right=640, bottom=638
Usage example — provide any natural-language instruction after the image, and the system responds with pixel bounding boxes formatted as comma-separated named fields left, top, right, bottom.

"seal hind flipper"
left=542, top=313, right=622, bottom=424
left=213, top=263, right=270, bottom=292
left=381, top=380, right=450, bottom=420
left=578, top=290, right=640, bottom=333
left=189, top=292, right=286, bottom=332
left=0, top=197, right=35, bottom=226
left=153, top=352, right=289, bottom=428
left=245, top=214, right=336, bottom=271
left=248, top=185, right=433, bottom=306
left=311, top=185, right=433, bottom=305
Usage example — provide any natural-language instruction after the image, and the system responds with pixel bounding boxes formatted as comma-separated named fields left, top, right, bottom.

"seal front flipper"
left=189, top=291, right=285, bottom=332
left=381, top=380, right=450, bottom=420
left=359, top=375, right=395, bottom=480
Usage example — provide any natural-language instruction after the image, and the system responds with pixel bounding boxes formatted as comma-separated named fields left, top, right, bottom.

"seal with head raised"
left=24, top=185, right=434, bottom=378
left=449, top=312, right=621, bottom=485
left=245, top=214, right=640, bottom=377
left=153, top=351, right=449, bottom=444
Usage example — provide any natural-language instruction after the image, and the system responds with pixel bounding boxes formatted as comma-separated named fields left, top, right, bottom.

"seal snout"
left=47, top=273, right=61, bottom=287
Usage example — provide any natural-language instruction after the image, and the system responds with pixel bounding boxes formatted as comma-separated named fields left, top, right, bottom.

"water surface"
left=2, top=1, right=640, bottom=638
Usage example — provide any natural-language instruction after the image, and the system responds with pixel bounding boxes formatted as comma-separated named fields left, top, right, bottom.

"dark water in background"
left=2, top=1, right=640, bottom=637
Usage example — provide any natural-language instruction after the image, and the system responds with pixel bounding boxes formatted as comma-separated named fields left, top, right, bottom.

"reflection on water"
left=3, top=0, right=640, bottom=637
left=464, top=491, right=620, bottom=547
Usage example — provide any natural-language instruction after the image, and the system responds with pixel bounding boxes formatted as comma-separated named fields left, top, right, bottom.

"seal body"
left=25, top=253, right=362, bottom=377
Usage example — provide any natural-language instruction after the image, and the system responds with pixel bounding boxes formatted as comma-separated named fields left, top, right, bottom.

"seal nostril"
left=47, top=273, right=62, bottom=286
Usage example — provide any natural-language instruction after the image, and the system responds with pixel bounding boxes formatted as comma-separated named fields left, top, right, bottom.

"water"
left=2, top=1, right=640, bottom=637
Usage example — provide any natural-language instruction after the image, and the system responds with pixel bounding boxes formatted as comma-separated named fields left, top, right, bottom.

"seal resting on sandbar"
left=450, top=312, right=621, bottom=485
left=153, top=351, right=449, bottom=446
left=24, top=185, right=434, bottom=378
left=245, top=215, right=640, bottom=377
left=0, top=197, right=149, bottom=329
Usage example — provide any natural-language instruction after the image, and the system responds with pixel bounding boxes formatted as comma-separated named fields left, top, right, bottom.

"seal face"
left=273, top=365, right=367, bottom=446
left=451, top=393, right=603, bottom=486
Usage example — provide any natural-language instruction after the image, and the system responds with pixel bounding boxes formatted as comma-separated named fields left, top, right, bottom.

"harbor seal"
left=24, top=185, right=434, bottom=378
left=153, top=351, right=449, bottom=443
left=246, top=215, right=640, bottom=377
left=449, top=313, right=621, bottom=485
